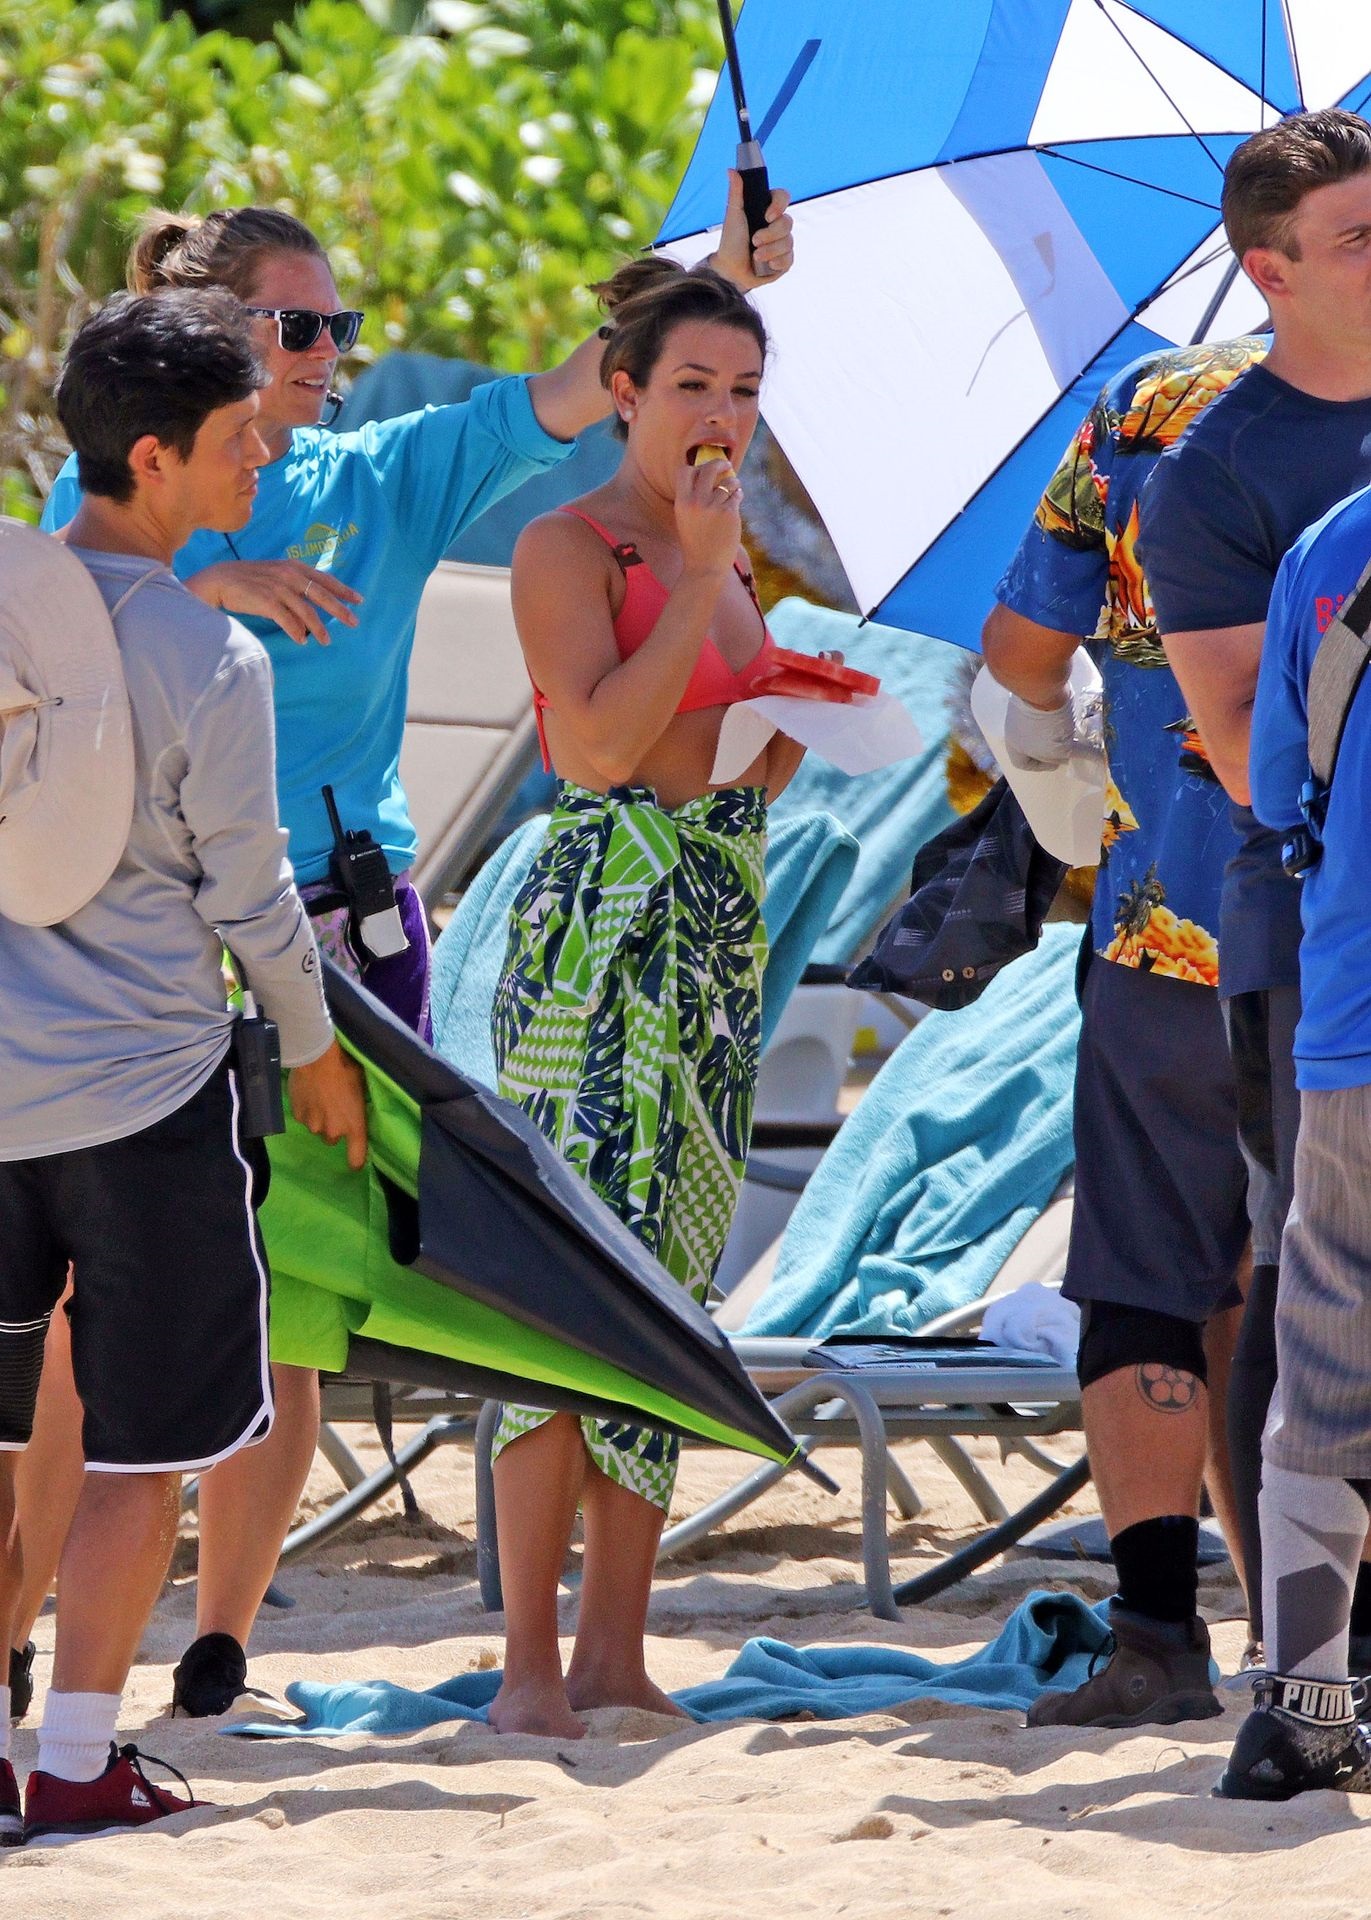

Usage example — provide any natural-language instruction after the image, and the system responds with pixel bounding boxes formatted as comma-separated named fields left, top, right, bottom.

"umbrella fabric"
left=258, top=961, right=802, bottom=1469
left=659, top=2, right=1371, bottom=650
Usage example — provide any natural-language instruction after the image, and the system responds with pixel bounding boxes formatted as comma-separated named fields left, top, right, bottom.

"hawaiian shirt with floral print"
left=995, top=338, right=1268, bottom=985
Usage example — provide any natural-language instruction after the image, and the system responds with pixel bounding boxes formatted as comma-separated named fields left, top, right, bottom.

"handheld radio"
left=323, top=783, right=408, bottom=961
left=230, top=971, right=285, bottom=1139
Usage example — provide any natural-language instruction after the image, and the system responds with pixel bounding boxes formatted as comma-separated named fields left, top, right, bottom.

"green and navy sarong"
left=490, top=781, right=768, bottom=1511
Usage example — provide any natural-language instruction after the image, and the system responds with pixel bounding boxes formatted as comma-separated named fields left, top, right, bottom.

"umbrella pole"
left=715, top=0, right=772, bottom=249
left=1189, top=257, right=1245, bottom=345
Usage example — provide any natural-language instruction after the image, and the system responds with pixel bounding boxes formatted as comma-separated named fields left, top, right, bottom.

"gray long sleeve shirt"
left=0, top=548, right=333, bottom=1161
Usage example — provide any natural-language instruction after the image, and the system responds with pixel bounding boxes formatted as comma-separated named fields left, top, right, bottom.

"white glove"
left=1003, top=693, right=1074, bottom=772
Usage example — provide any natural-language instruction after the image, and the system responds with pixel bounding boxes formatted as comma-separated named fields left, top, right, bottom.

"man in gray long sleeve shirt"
left=0, top=551, right=334, bottom=1155
left=0, top=289, right=365, bottom=1842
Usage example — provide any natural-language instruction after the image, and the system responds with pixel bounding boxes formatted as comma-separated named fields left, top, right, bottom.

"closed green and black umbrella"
left=259, top=961, right=812, bottom=1475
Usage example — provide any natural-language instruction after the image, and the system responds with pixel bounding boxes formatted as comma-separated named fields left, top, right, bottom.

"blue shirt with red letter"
left=1252, top=484, right=1371, bottom=1090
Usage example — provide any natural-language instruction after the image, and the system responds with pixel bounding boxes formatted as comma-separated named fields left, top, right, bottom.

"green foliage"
left=0, top=0, right=722, bottom=508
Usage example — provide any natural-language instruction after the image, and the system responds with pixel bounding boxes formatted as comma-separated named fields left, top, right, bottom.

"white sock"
left=37, top=1691, right=120, bottom=1784
left=0, top=1688, right=10, bottom=1763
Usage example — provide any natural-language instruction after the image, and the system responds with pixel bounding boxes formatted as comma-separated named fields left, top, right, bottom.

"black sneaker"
left=9, top=1643, right=34, bottom=1723
left=1026, top=1603, right=1223, bottom=1729
left=1216, top=1673, right=1371, bottom=1800
left=171, top=1633, right=248, bottom=1718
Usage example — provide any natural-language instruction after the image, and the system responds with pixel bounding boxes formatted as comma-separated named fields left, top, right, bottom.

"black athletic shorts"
left=1062, top=956, right=1250, bottom=1324
left=0, top=1056, right=274, bottom=1471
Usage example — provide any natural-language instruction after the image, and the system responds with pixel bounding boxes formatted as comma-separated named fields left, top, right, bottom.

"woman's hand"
left=187, top=560, right=364, bottom=646
left=710, top=172, right=794, bottom=290
left=675, top=456, right=744, bottom=581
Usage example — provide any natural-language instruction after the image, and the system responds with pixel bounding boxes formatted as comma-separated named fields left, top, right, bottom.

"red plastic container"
left=752, top=647, right=880, bottom=704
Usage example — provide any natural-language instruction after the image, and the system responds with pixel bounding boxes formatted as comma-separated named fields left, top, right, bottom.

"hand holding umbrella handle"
left=736, top=139, right=773, bottom=258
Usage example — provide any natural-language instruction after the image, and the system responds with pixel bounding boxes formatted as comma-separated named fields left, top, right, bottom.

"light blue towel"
left=767, top=600, right=961, bottom=964
left=743, top=924, right=1082, bottom=1338
left=429, top=815, right=549, bottom=1088
left=224, top=1589, right=1111, bottom=1737
left=429, top=810, right=859, bottom=1089
left=756, top=810, right=858, bottom=1038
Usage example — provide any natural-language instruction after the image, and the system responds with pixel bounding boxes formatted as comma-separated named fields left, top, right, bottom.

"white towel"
left=982, top=1281, right=1080, bottom=1370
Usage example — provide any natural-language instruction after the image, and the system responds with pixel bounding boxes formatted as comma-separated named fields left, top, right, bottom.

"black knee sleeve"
left=1076, top=1299, right=1208, bottom=1392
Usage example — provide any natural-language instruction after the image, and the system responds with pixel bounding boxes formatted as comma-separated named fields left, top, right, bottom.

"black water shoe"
left=8, top=1643, right=33, bottom=1723
left=171, top=1633, right=248, bottom=1717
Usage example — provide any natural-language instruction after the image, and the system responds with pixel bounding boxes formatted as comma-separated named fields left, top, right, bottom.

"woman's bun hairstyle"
left=129, top=213, right=202, bottom=293
left=592, top=256, right=767, bottom=440
left=126, top=206, right=327, bottom=302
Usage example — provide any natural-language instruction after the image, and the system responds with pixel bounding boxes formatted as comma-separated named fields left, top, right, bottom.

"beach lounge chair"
left=398, top=560, right=539, bottom=904
left=677, top=925, right=1085, bottom=1617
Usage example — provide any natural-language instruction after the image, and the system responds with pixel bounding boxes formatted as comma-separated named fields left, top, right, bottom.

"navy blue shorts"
left=0, top=1058, right=273, bottom=1471
left=1063, top=957, right=1250, bottom=1323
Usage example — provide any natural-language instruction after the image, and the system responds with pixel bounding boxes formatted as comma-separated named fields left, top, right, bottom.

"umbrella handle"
left=798, top=1450, right=840, bottom=1495
left=736, top=139, right=772, bottom=257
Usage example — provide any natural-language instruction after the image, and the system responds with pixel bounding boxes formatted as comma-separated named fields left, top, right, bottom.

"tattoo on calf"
left=1134, top=1363, right=1199, bottom=1413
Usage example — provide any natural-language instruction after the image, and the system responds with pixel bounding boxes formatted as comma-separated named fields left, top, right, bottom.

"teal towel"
left=429, top=809, right=859, bottom=1089
left=743, top=924, right=1082, bottom=1338
left=767, top=600, right=961, bottom=964
left=429, top=815, right=549, bottom=1089
left=224, top=1590, right=1112, bottom=1737
left=756, top=810, right=858, bottom=1039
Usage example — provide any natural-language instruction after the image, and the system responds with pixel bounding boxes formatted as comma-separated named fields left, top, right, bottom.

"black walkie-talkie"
left=230, top=971, right=286, bottom=1139
left=323, top=783, right=408, bottom=961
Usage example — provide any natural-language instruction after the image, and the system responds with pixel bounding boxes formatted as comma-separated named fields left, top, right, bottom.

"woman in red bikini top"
left=518, top=264, right=817, bottom=811
left=488, top=252, right=822, bottom=1745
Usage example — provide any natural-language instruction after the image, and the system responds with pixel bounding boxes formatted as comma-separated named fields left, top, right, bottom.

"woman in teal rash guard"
left=28, top=184, right=794, bottom=1718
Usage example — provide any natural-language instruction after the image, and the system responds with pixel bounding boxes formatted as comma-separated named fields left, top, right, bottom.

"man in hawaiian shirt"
left=983, top=336, right=1268, bottom=1727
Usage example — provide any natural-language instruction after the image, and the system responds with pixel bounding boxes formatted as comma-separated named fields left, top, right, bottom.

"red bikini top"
left=530, top=506, right=780, bottom=772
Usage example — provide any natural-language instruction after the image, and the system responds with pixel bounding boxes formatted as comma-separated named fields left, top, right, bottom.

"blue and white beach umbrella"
left=659, top=3, right=1371, bottom=650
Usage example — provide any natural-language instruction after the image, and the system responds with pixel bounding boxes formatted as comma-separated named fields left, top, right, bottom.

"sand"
left=8, top=1434, right=1371, bottom=1918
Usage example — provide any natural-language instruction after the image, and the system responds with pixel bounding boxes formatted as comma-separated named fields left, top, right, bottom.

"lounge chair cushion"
left=741, top=923, right=1082, bottom=1337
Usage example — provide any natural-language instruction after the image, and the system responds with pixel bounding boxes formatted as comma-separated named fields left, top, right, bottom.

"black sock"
left=1111, top=1515, right=1200, bottom=1624
left=1350, top=1563, right=1371, bottom=1640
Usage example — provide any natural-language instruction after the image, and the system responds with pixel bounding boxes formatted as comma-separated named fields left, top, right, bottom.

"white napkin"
left=709, top=690, right=923, bottom=785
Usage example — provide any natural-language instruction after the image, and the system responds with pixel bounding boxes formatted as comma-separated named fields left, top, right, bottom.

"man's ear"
left=126, top=433, right=175, bottom=490
left=1243, top=244, right=1294, bottom=306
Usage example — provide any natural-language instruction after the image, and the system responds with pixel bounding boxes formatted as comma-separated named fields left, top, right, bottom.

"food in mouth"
left=690, top=444, right=730, bottom=466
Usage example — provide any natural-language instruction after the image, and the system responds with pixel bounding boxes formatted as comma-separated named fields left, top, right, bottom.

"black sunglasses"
left=245, top=307, right=364, bottom=354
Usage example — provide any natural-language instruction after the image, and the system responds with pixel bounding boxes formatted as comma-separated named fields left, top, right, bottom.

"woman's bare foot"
left=488, top=1679, right=586, bottom=1740
left=565, top=1665, right=689, bottom=1719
